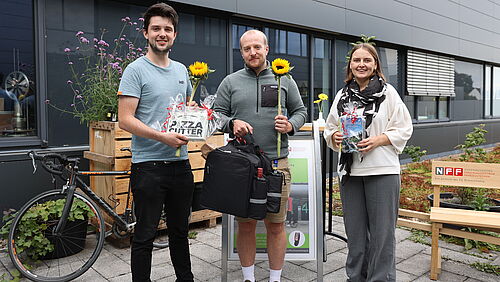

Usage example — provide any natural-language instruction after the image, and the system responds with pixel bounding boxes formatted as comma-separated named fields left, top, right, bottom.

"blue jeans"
left=130, top=160, right=195, bottom=282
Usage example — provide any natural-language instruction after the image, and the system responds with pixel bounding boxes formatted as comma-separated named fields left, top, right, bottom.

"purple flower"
left=76, top=47, right=80, bottom=50
left=80, top=37, right=89, bottom=44
left=98, top=40, right=107, bottom=46
left=75, top=90, right=80, bottom=94
left=76, top=95, right=82, bottom=99
left=70, top=103, right=75, bottom=107
left=115, top=57, right=123, bottom=62
left=68, top=61, right=73, bottom=65
left=93, top=38, right=99, bottom=43
left=133, top=22, right=137, bottom=25
left=121, top=18, right=127, bottom=22
left=75, top=31, right=84, bottom=37
left=64, top=48, right=71, bottom=52
left=135, top=27, right=140, bottom=31
left=137, top=48, right=142, bottom=52
left=120, top=37, right=125, bottom=41
left=125, top=17, right=130, bottom=21
left=138, top=17, right=144, bottom=21
left=67, top=80, right=73, bottom=84
left=45, top=99, right=50, bottom=104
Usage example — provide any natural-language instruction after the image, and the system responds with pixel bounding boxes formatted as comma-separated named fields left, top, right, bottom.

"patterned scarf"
left=337, top=75, right=386, bottom=184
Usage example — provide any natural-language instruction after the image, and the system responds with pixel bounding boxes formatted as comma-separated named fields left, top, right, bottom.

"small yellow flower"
left=189, top=61, right=209, bottom=77
left=271, top=58, right=291, bottom=75
left=318, top=93, right=328, bottom=101
left=313, top=99, right=321, bottom=104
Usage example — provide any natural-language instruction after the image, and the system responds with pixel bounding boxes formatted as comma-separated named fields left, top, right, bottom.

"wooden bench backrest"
left=431, top=161, right=500, bottom=207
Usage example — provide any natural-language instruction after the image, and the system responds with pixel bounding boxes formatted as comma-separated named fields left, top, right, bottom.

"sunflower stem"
left=188, top=79, right=201, bottom=103
left=277, top=77, right=282, bottom=158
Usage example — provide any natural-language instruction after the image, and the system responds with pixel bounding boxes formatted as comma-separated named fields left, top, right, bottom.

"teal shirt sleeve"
left=118, top=65, right=141, bottom=98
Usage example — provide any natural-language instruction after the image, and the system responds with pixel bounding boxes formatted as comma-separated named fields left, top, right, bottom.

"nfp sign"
left=435, top=167, right=463, bottom=176
left=431, top=161, right=500, bottom=189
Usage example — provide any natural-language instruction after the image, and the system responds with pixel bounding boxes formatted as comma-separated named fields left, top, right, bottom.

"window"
left=313, top=38, right=331, bottom=119
left=452, top=60, right=483, bottom=120
left=0, top=0, right=37, bottom=138
left=378, top=47, right=399, bottom=92
left=485, top=65, right=491, bottom=117
left=407, top=50, right=454, bottom=97
left=493, top=66, right=500, bottom=116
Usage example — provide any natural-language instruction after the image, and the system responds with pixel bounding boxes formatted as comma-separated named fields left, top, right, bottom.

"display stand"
left=221, top=121, right=324, bottom=281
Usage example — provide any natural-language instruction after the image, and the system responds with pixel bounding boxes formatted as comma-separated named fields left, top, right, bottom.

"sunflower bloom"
left=189, top=61, right=209, bottom=77
left=269, top=58, right=294, bottom=158
left=318, top=93, right=328, bottom=101
left=271, top=58, right=291, bottom=75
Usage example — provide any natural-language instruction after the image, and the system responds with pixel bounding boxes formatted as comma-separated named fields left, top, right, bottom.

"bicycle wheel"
left=131, top=203, right=169, bottom=249
left=8, top=190, right=105, bottom=282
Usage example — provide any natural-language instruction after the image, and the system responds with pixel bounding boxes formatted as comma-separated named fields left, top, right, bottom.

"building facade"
left=1, top=0, right=500, bottom=212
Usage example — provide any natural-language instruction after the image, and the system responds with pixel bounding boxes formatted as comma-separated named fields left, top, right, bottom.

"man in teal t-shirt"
left=117, top=3, right=195, bottom=281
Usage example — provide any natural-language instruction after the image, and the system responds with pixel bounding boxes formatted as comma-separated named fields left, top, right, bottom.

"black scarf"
left=337, top=75, right=386, bottom=184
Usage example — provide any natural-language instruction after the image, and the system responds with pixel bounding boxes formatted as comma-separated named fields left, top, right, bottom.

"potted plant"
left=46, top=17, right=145, bottom=125
left=0, top=198, right=95, bottom=260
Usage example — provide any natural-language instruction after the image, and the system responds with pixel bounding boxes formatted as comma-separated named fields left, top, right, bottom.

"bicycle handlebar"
left=28, top=151, right=70, bottom=176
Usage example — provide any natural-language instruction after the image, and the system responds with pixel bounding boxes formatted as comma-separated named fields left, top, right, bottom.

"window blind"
left=407, top=50, right=455, bottom=96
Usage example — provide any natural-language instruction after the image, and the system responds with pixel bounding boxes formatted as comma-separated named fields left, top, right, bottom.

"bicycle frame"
left=54, top=162, right=133, bottom=235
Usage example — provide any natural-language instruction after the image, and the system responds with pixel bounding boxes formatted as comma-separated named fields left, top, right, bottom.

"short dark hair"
left=143, top=3, right=178, bottom=32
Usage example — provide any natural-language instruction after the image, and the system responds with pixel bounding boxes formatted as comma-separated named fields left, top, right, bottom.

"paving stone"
left=396, top=270, right=418, bottom=282
left=109, top=273, right=132, bottom=282
left=193, top=230, right=222, bottom=249
left=396, top=239, right=428, bottom=260
left=439, top=260, right=500, bottom=282
left=190, top=243, right=221, bottom=263
left=422, top=247, right=491, bottom=265
left=151, top=247, right=173, bottom=266
left=302, top=251, right=346, bottom=274
left=73, top=268, right=108, bottom=282
left=395, top=227, right=413, bottom=243
left=323, top=268, right=348, bottom=281
left=280, top=260, right=317, bottom=282
left=150, top=262, right=176, bottom=281
left=92, top=250, right=132, bottom=279
left=325, top=236, right=348, bottom=254
left=191, top=256, right=221, bottom=281
left=396, top=253, right=432, bottom=276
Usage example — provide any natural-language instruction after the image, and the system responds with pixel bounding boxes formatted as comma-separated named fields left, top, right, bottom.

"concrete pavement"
left=1, top=215, right=499, bottom=281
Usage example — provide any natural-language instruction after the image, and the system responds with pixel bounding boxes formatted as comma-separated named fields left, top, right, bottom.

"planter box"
left=84, top=121, right=224, bottom=225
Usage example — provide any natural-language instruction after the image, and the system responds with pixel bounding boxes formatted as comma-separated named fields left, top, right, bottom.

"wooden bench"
left=428, top=161, right=500, bottom=280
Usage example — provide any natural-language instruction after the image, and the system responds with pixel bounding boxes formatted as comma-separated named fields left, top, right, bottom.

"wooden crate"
left=84, top=121, right=224, bottom=224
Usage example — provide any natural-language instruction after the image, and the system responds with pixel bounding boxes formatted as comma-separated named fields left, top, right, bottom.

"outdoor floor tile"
left=190, top=243, right=221, bottom=263
left=92, top=251, right=132, bottom=279
left=73, top=268, right=108, bottom=282
left=396, top=253, right=432, bottom=276
left=301, top=251, right=346, bottom=274
left=191, top=256, right=221, bottom=281
left=396, top=239, right=428, bottom=260
left=396, top=270, right=418, bottom=282
left=323, top=268, right=348, bottom=281
left=108, top=273, right=132, bottom=282
left=150, top=262, right=176, bottom=281
left=280, top=260, right=317, bottom=281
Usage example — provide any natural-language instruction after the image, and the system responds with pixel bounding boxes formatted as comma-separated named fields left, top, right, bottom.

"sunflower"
left=271, top=58, right=291, bottom=75
left=318, top=93, right=328, bottom=101
left=189, top=61, right=209, bottom=77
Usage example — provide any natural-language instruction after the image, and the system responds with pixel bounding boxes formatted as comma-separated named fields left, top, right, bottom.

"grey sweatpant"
left=340, top=174, right=400, bottom=282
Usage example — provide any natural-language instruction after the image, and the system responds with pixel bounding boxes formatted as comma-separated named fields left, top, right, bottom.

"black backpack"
left=201, top=135, right=283, bottom=220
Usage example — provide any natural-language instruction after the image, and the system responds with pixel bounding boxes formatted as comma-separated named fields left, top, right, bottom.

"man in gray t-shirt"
left=117, top=3, right=195, bottom=281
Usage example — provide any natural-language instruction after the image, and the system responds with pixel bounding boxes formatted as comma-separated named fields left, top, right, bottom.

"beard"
left=147, top=39, right=172, bottom=55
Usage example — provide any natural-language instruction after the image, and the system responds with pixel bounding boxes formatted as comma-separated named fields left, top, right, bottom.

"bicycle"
left=6, top=150, right=168, bottom=282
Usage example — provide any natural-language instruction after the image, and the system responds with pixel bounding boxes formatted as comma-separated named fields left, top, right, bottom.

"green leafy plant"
left=456, top=124, right=488, bottom=162
left=188, top=231, right=198, bottom=239
left=0, top=199, right=94, bottom=260
left=345, top=34, right=376, bottom=62
left=46, top=17, right=145, bottom=125
left=454, top=124, right=490, bottom=206
left=0, top=270, right=21, bottom=282
left=470, top=262, right=500, bottom=275
left=403, top=145, right=427, bottom=162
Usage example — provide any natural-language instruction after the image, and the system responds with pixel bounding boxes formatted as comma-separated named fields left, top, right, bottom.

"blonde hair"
left=345, top=43, right=386, bottom=84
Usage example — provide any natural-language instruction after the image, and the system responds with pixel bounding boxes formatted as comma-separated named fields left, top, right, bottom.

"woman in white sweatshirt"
left=324, top=43, right=413, bottom=282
